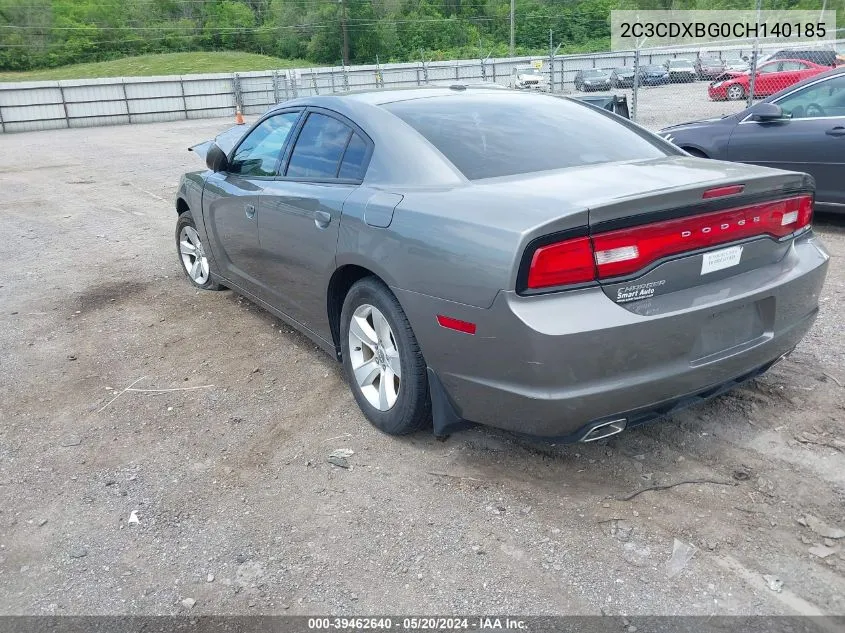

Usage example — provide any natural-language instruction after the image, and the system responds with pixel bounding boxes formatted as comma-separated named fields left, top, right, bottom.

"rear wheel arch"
left=683, top=147, right=709, bottom=158
left=327, top=264, right=387, bottom=358
left=176, top=197, right=190, bottom=216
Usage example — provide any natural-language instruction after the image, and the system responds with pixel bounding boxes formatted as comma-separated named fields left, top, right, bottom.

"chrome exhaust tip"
left=580, top=418, right=627, bottom=442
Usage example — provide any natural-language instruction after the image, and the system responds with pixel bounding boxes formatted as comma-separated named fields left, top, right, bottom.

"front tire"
left=176, top=211, right=223, bottom=290
left=340, top=277, right=431, bottom=435
left=727, top=84, right=745, bottom=101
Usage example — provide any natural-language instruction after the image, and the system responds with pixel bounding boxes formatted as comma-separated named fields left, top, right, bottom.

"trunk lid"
left=505, top=156, right=813, bottom=306
left=582, top=158, right=812, bottom=308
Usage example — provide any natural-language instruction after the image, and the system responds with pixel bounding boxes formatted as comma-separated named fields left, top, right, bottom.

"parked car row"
left=576, top=59, right=732, bottom=91
left=573, top=49, right=842, bottom=93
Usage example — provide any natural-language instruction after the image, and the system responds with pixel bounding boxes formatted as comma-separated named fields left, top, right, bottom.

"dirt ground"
left=1, top=118, right=844, bottom=618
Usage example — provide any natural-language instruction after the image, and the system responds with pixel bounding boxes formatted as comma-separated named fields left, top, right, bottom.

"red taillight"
left=524, top=194, right=812, bottom=290
left=593, top=195, right=812, bottom=278
left=527, top=236, right=596, bottom=289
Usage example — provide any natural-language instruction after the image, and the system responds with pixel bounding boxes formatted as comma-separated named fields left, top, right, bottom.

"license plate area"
left=701, top=245, right=743, bottom=275
left=691, top=298, right=773, bottom=365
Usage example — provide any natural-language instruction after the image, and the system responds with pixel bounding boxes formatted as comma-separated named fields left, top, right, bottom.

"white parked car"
left=664, top=59, right=697, bottom=83
left=509, top=66, right=548, bottom=91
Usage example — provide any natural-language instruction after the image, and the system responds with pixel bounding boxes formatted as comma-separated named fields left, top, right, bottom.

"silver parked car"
left=176, top=88, right=829, bottom=441
left=665, top=58, right=697, bottom=83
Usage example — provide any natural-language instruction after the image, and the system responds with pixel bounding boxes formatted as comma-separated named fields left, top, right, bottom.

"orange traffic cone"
left=235, top=107, right=244, bottom=125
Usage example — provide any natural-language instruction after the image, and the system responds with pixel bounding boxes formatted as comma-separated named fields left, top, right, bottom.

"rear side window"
left=338, top=134, right=368, bottom=180
left=384, top=93, right=667, bottom=180
left=286, top=113, right=352, bottom=179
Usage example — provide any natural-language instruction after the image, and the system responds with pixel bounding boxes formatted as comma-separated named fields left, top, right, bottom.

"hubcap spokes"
left=179, top=226, right=209, bottom=285
left=348, top=304, right=401, bottom=411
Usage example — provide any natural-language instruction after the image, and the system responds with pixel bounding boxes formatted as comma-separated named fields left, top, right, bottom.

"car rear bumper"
left=395, top=233, right=828, bottom=439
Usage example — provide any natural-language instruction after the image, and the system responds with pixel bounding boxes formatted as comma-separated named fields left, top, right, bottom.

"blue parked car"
left=639, top=64, right=669, bottom=86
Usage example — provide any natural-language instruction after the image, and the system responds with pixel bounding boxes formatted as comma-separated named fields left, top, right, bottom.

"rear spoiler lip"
left=590, top=181, right=815, bottom=234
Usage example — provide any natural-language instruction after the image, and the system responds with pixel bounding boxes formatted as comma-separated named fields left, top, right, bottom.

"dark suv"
left=767, top=49, right=837, bottom=67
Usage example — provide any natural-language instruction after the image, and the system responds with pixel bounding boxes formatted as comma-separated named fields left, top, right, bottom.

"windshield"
left=583, top=70, right=605, bottom=78
left=643, top=65, right=663, bottom=72
left=384, top=93, right=667, bottom=180
left=615, top=68, right=633, bottom=74
left=668, top=60, right=692, bottom=68
left=517, top=68, right=541, bottom=75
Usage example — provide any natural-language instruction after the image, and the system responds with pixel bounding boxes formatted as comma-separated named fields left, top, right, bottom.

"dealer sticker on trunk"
left=701, top=245, right=743, bottom=275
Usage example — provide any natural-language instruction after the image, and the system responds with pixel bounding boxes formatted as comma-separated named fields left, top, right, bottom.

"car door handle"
left=244, top=203, right=256, bottom=219
left=826, top=127, right=845, bottom=137
left=314, top=210, right=332, bottom=228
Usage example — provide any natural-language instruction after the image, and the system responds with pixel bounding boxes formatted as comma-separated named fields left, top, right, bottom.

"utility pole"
left=339, top=0, right=349, bottom=67
left=509, top=0, right=515, bottom=56
left=747, top=0, right=761, bottom=107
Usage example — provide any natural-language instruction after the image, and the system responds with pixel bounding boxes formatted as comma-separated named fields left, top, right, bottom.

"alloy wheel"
left=347, top=304, right=401, bottom=411
left=179, top=226, right=210, bottom=285
left=727, top=85, right=744, bottom=100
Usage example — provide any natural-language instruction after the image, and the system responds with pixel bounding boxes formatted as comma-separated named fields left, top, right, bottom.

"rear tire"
left=340, top=277, right=431, bottom=435
left=176, top=211, right=223, bottom=291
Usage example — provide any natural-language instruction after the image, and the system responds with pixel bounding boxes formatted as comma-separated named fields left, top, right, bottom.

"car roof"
left=262, top=88, right=611, bottom=186
left=760, top=57, right=822, bottom=66
left=265, top=85, right=548, bottom=111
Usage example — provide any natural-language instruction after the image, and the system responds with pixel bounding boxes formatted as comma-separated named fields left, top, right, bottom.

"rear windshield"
left=383, top=93, right=667, bottom=180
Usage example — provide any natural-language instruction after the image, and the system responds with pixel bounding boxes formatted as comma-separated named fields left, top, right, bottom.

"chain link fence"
left=562, top=37, right=844, bottom=132
left=1, top=37, right=842, bottom=134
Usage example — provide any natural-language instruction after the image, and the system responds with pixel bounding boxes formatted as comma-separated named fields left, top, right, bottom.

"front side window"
left=758, top=63, right=778, bottom=74
left=229, top=111, right=300, bottom=177
left=780, top=61, right=805, bottom=71
left=384, top=93, right=667, bottom=180
left=776, top=75, right=845, bottom=119
left=286, top=113, right=353, bottom=179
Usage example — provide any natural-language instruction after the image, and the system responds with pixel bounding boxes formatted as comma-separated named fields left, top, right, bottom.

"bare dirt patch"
left=0, top=119, right=843, bottom=617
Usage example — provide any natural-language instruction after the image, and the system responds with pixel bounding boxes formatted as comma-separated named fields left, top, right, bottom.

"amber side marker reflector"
left=702, top=184, right=745, bottom=199
left=437, top=315, right=476, bottom=335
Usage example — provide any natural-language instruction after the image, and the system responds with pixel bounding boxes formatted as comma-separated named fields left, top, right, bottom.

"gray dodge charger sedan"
left=175, top=87, right=829, bottom=442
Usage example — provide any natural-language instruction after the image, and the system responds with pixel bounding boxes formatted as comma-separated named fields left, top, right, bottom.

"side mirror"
left=206, top=143, right=229, bottom=172
left=751, top=103, right=786, bottom=122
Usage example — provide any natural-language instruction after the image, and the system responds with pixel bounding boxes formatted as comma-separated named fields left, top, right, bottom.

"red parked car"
left=708, top=59, right=828, bottom=101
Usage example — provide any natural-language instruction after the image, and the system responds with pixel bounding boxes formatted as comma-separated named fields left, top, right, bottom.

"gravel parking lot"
left=1, top=117, right=844, bottom=618
left=568, top=80, right=749, bottom=130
